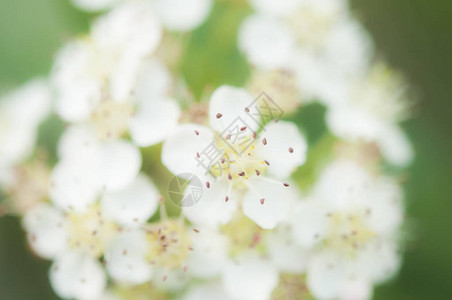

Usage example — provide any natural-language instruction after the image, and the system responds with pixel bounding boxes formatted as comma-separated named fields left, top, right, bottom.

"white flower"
left=162, top=85, right=307, bottom=229
left=325, top=64, right=414, bottom=166
left=105, top=219, right=192, bottom=285
left=50, top=126, right=142, bottom=212
left=290, top=160, right=403, bottom=299
left=153, top=0, right=213, bottom=31
left=23, top=169, right=160, bottom=298
left=0, top=79, right=51, bottom=183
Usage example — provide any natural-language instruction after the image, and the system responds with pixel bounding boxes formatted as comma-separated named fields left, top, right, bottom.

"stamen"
left=240, top=126, right=247, bottom=131
left=262, top=138, right=267, bottom=145
left=216, top=113, right=223, bottom=119
left=225, top=195, right=229, bottom=202
left=260, top=198, right=265, bottom=205
left=226, top=134, right=231, bottom=140
left=206, top=182, right=210, bottom=188
left=238, top=171, right=245, bottom=177
left=196, top=152, right=200, bottom=158
left=245, top=107, right=250, bottom=112
left=255, top=169, right=261, bottom=176
left=194, top=130, right=199, bottom=136
left=274, top=118, right=279, bottom=123
left=283, top=183, right=290, bottom=187
left=192, top=228, right=200, bottom=233
left=228, top=173, right=232, bottom=180
left=264, top=160, right=270, bottom=166
left=289, top=147, right=294, bottom=153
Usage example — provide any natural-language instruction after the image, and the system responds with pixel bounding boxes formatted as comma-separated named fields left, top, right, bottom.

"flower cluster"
left=0, top=0, right=413, bottom=300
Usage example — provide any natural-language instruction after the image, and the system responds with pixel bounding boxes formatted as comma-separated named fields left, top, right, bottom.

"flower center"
left=66, top=205, right=117, bottom=257
left=90, top=99, right=135, bottom=140
left=325, top=210, right=376, bottom=257
left=144, top=219, right=191, bottom=269
left=209, top=134, right=267, bottom=189
left=271, top=274, right=313, bottom=300
left=221, top=213, right=264, bottom=257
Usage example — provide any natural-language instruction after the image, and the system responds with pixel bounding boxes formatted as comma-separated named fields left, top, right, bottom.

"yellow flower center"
left=66, top=205, right=118, bottom=257
left=221, top=213, right=265, bottom=257
left=90, top=99, right=135, bottom=140
left=144, top=219, right=191, bottom=269
left=325, top=210, right=376, bottom=257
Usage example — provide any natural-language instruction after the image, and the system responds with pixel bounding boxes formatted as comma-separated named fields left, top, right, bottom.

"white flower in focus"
left=0, top=79, right=51, bottom=183
left=153, top=0, right=213, bottom=31
left=290, top=160, right=403, bottom=300
left=162, top=85, right=307, bottom=229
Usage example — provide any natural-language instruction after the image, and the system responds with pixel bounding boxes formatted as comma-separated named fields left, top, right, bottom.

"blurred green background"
left=0, top=0, right=451, bottom=299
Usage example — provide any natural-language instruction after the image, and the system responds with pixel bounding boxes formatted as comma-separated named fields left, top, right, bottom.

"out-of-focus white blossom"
left=153, top=0, right=213, bottom=31
left=290, top=160, right=403, bottom=299
left=0, top=79, right=51, bottom=184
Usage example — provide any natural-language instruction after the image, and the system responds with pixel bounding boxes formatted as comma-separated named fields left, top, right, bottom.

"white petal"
left=266, top=225, right=308, bottom=273
left=129, top=98, right=181, bottom=147
left=377, top=124, right=414, bottom=166
left=238, top=14, right=295, bottom=69
left=339, top=279, right=372, bottom=300
left=208, top=85, right=257, bottom=133
left=326, top=105, right=384, bottom=142
left=254, top=121, right=307, bottom=179
left=307, top=251, right=346, bottom=300
left=52, top=41, right=101, bottom=122
left=101, top=174, right=159, bottom=227
left=186, top=228, right=228, bottom=278
left=183, top=178, right=238, bottom=227
left=153, top=0, right=212, bottom=31
left=50, top=252, right=106, bottom=300
left=135, top=59, right=172, bottom=99
left=365, top=178, right=403, bottom=236
left=22, top=204, right=68, bottom=259
left=222, top=255, right=278, bottom=300
left=161, top=124, right=215, bottom=177
left=291, top=200, right=329, bottom=248
left=92, top=1, right=162, bottom=56
left=105, top=230, right=153, bottom=284
left=0, top=79, right=51, bottom=164
left=242, top=177, right=296, bottom=229
left=95, top=140, right=142, bottom=192
left=57, top=126, right=101, bottom=162
left=50, top=161, right=101, bottom=212
left=314, top=160, right=372, bottom=210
